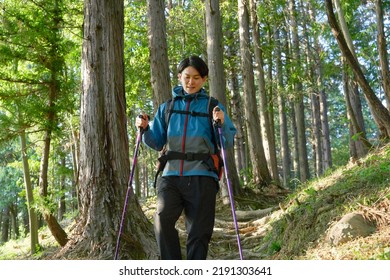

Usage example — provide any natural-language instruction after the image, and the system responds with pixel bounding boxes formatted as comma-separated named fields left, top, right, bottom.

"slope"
left=207, top=143, right=390, bottom=260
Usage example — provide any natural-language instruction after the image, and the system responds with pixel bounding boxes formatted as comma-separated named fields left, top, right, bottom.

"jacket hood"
left=172, top=85, right=209, bottom=100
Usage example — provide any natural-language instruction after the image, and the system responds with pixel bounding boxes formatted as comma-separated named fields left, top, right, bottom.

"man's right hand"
left=135, top=114, right=149, bottom=130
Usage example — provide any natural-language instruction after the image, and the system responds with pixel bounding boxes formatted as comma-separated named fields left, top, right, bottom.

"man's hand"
left=135, top=113, right=149, bottom=130
left=213, top=107, right=224, bottom=125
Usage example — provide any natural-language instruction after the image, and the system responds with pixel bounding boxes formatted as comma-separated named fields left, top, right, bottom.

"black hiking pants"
left=154, top=176, right=218, bottom=260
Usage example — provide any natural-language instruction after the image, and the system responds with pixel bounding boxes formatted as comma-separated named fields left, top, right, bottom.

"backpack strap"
left=164, top=97, right=176, bottom=130
left=165, top=96, right=218, bottom=125
left=164, top=95, right=219, bottom=150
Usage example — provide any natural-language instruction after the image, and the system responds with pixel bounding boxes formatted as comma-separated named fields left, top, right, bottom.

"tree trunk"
left=249, top=0, right=279, bottom=184
left=266, top=27, right=278, bottom=184
left=35, top=0, right=69, bottom=246
left=58, top=155, right=66, bottom=221
left=375, top=0, right=390, bottom=109
left=325, top=0, right=390, bottom=138
left=343, top=64, right=371, bottom=159
left=147, top=0, right=171, bottom=109
left=290, top=101, right=299, bottom=184
left=205, top=0, right=241, bottom=199
left=319, top=85, right=332, bottom=170
left=68, top=117, right=80, bottom=212
left=289, top=0, right=310, bottom=182
left=56, top=0, right=157, bottom=260
left=310, top=87, right=323, bottom=176
left=237, top=0, right=272, bottom=187
left=20, top=130, right=39, bottom=255
left=39, top=130, right=69, bottom=247
left=274, top=26, right=291, bottom=187
left=225, top=29, right=247, bottom=185
left=38, top=86, right=68, bottom=247
left=9, top=203, right=19, bottom=239
left=302, top=2, right=323, bottom=177
left=1, top=206, right=10, bottom=243
left=308, top=1, right=332, bottom=171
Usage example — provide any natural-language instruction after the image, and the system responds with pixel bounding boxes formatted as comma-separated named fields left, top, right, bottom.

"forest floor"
left=1, top=144, right=389, bottom=260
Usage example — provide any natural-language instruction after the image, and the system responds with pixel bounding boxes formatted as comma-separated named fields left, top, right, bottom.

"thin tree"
left=1, top=205, right=10, bottom=243
left=225, top=31, right=247, bottom=184
left=274, top=26, right=291, bottom=187
left=334, top=0, right=371, bottom=157
left=19, top=127, right=39, bottom=254
left=205, top=0, right=241, bottom=199
left=147, top=0, right=172, bottom=108
left=288, top=0, right=310, bottom=182
left=343, top=65, right=371, bottom=159
left=249, top=0, right=279, bottom=184
left=375, top=0, right=390, bottom=109
left=308, top=0, right=332, bottom=172
left=37, top=0, right=68, bottom=247
left=237, top=0, right=272, bottom=186
left=302, top=1, right=323, bottom=177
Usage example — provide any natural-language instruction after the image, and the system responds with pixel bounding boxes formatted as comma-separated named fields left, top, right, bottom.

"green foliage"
left=167, top=0, right=206, bottom=63
left=269, top=241, right=282, bottom=254
left=124, top=1, right=151, bottom=116
left=378, top=248, right=390, bottom=260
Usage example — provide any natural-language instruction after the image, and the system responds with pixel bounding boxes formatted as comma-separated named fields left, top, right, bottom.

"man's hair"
left=177, top=55, right=209, bottom=78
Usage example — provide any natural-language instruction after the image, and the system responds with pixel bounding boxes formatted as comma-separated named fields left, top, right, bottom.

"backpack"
left=153, top=96, right=223, bottom=188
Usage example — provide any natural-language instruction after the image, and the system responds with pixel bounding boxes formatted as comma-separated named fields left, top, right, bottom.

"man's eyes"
left=185, top=76, right=200, bottom=79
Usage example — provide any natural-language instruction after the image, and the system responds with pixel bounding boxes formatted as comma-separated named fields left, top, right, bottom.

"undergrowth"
left=261, top=143, right=390, bottom=260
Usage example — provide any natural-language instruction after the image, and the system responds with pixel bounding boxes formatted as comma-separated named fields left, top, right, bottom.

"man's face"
left=178, top=66, right=207, bottom=94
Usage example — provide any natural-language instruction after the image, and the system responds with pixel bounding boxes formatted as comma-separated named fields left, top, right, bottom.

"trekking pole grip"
left=214, top=107, right=222, bottom=127
left=137, top=113, right=150, bottom=133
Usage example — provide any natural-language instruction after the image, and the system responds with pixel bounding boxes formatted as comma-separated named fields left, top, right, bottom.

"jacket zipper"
left=180, top=99, right=191, bottom=176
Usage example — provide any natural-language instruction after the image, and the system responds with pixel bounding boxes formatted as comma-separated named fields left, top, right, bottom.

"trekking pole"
left=114, top=117, right=144, bottom=260
left=214, top=107, right=244, bottom=260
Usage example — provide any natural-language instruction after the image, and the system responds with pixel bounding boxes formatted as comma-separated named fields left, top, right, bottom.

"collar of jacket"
left=172, top=85, right=209, bottom=101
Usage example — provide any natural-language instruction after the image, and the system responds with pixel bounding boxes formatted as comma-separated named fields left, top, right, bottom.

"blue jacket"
left=143, top=85, right=237, bottom=179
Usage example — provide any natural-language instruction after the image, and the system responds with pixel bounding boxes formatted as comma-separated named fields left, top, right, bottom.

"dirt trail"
left=168, top=187, right=288, bottom=260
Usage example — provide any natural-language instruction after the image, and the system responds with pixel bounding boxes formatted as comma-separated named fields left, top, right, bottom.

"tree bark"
left=9, top=203, right=19, bottom=239
left=58, top=155, right=66, bottom=221
left=39, top=130, right=68, bottom=247
left=237, top=0, right=272, bottom=186
left=206, top=0, right=241, bottom=199
left=375, top=0, right=390, bottom=109
left=1, top=206, right=10, bottom=243
left=343, top=65, right=371, bottom=159
left=20, top=129, right=39, bottom=255
left=249, top=0, right=279, bottom=184
left=225, top=27, right=247, bottom=185
left=288, top=0, right=310, bottom=182
left=308, top=0, right=332, bottom=171
left=147, top=0, right=171, bottom=109
left=274, top=26, right=291, bottom=187
left=303, top=2, right=323, bottom=177
left=56, top=0, right=157, bottom=260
